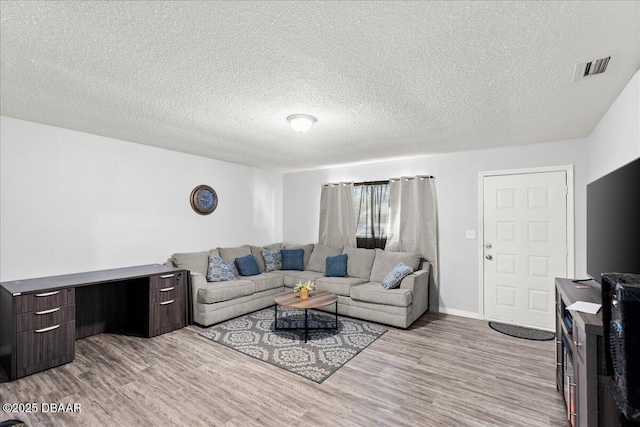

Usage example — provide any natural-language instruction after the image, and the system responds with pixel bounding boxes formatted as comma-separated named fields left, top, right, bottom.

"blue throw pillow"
left=207, top=255, right=236, bottom=282
left=262, top=249, right=282, bottom=272
left=381, top=262, right=414, bottom=289
left=235, top=254, right=260, bottom=276
left=325, top=254, right=348, bottom=277
left=281, top=249, right=304, bottom=271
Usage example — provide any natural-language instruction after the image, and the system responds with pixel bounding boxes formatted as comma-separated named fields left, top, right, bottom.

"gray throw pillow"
left=369, top=249, right=422, bottom=283
left=262, top=249, right=282, bottom=272
left=207, top=255, right=236, bottom=282
left=342, top=246, right=376, bottom=279
left=307, top=244, right=344, bottom=273
left=381, top=262, right=414, bottom=289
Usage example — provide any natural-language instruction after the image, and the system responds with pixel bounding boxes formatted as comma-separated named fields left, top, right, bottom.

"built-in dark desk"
left=0, top=264, right=187, bottom=381
left=555, top=277, right=620, bottom=426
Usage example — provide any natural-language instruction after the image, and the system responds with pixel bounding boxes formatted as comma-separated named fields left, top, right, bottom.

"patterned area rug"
left=198, top=307, right=387, bottom=383
left=489, top=322, right=555, bottom=341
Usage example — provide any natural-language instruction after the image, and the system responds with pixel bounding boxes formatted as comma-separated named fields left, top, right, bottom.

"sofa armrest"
left=399, top=265, right=430, bottom=317
left=190, top=272, right=208, bottom=323
left=163, top=257, right=176, bottom=268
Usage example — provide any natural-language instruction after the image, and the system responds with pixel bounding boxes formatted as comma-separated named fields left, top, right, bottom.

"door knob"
left=486, top=255, right=493, bottom=260
left=485, top=243, right=492, bottom=249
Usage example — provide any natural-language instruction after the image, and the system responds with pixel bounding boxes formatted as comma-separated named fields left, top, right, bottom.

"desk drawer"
left=150, top=284, right=184, bottom=304
left=16, top=320, right=75, bottom=371
left=150, top=272, right=184, bottom=290
left=16, top=304, right=76, bottom=333
left=15, top=288, right=75, bottom=314
left=150, top=297, right=184, bottom=333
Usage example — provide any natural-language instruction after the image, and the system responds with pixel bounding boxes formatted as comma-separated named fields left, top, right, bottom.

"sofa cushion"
left=307, top=244, right=344, bottom=273
left=280, top=270, right=325, bottom=288
left=248, top=272, right=284, bottom=293
left=197, top=280, right=256, bottom=304
left=350, top=283, right=413, bottom=307
left=282, top=243, right=314, bottom=269
left=281, top=249, right=304, bottom=271
left=342, top=246, right=376, bottom=280
left=262, top=249, right=282, bottom=272
left=235, top=254, right=260, bottom=277
left=382, top=262, right=414, bottom=289
left=207, top=256, right=236, bottom=282
left=264, top=242, right=283, bottom=250
left=171, top=251, right=210, bottom=276
left=315, top=276, right=367, bottom=296
left=218, top=245, right=252, bottom=276
left=370, top=249, right=422, bottom=283
left=325, top=254, right=348, bottom=277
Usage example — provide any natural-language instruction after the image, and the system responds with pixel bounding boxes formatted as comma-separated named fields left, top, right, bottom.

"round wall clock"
left=190, top=185, right=218, bottom=215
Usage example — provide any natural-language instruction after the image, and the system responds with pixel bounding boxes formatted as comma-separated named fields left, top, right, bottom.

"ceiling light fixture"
left=287, top=114, right=317, bottom=133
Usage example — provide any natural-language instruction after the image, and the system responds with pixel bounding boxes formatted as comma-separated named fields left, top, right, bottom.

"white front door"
left=483, top=171, right=568, bottom=331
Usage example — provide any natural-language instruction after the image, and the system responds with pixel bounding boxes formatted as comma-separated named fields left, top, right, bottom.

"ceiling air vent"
left=573, top=55, right=615, bottom=82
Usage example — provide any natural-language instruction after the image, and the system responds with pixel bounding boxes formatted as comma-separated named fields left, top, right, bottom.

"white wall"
left=0, top=117, right=283, bottom=282
left=283, top=139, right=588, bottom=315
left=587, top=69, right=640, bottom=181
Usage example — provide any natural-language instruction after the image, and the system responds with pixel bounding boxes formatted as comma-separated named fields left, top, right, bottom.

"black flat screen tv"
left=587, top=157, right=640, bottom=283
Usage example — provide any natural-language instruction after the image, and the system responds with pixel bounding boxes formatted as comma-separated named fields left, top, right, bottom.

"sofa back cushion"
left=171, top=251, right=211, bottom=276
left=235, top=254, right=260, bottom=276
left=217, top=245, right=252, bottom=276
left=370, top=249, right=422, bottom=282
left=325, top=254, right=348, bottom=277
left=207, top=255, right=236, bottom=282
left=249, top=246, right=267, bottom=272
left=342, top=246, right=376, bottom=279
left=307, top=244, right=344, bottom=273
left=282, top=243, right=314, bottom=269
left=281, top=249, right=305, bottom=271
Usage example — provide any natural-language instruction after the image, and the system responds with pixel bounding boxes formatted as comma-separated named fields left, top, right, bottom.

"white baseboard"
left=436, top=307, right=479, bottom=319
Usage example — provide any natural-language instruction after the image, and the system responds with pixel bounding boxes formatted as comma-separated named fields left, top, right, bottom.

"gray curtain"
left=318, top=182, right=357, bottom=247
left=386, top=176, right=439, bottom=311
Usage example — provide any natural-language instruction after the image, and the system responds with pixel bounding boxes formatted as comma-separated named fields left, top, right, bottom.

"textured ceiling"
left=1, top=1, right=639, bottom=172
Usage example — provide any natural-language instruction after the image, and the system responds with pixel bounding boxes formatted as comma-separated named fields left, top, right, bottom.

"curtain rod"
left=322, top=176, right=434, bottom=187
left=354, top=180, right=390, bottom=187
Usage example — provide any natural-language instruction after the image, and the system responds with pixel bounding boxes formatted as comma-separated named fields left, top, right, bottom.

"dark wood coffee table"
left=273, top=291, right=338, bottom=343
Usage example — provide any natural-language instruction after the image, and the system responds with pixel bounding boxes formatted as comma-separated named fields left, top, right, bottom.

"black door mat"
left=489, top=322, right=555, bottom=341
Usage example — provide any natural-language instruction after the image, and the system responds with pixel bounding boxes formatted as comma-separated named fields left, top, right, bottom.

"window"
left=354, top=181, right=389, bottom=249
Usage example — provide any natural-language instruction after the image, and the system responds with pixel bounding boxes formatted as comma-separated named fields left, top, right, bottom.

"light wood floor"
left=1, top=312, right=567, bottom=426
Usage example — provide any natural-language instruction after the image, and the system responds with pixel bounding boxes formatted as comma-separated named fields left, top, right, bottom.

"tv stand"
left=555, top=278, right=620, bottom=426
left=0, top=264, right=188, bottom=381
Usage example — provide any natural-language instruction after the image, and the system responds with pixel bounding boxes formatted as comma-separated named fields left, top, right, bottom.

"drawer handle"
left=35, top=307, right=61, bottom=315
left=35, top=291, right=59, bottom=297
left=35, top=324, right=61, bottom=333
left=160, top=274, right=175, bottom=279
left=160, top=287, right=175, bottom=292
left=160, top=299, right=175, bottom=305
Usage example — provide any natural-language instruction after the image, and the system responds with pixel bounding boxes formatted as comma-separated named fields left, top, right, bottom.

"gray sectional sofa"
left=165, top=243, right=430, bottom=328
